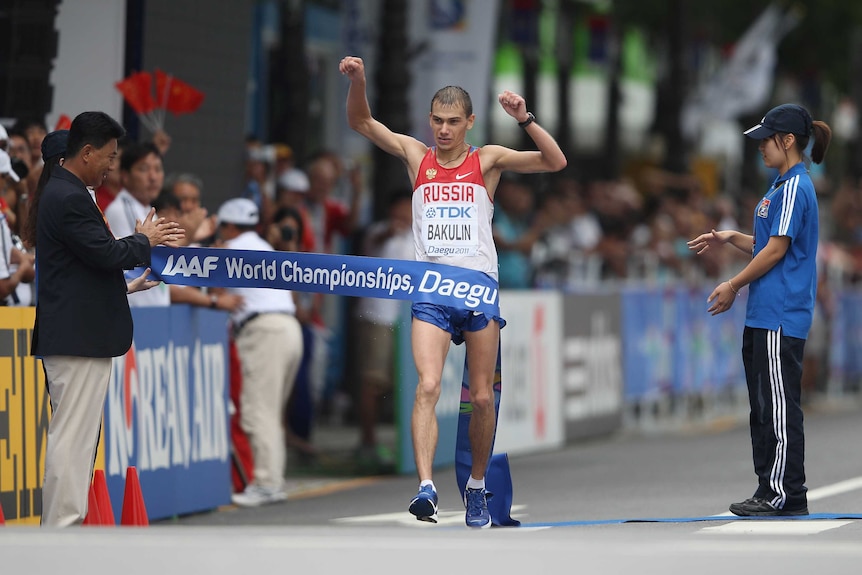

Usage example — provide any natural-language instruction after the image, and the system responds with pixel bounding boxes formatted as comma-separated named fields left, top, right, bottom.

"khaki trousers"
left=235, top=313, right=303, bottom=489
left=40, top=356, right=112, bottom=527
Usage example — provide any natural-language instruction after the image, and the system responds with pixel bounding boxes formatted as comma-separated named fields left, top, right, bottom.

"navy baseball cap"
left=41, top=129, right=69, bottom=160
left=743, top=104, right=812, bottom=139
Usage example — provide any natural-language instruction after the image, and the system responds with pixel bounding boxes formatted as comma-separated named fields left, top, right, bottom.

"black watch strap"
left=518, top=112, right=536, bottom=128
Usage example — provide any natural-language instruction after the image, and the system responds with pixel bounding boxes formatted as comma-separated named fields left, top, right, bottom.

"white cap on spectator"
left=0, top=149, right=20, bottom=182
left=0, top=124, right=8, bottom=143
left=217, top=198, right=259, bottom=226
left=278, top=168, right=309, bottom=192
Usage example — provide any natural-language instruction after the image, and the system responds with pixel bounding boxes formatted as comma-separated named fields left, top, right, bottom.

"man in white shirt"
left=217, top=198, right=303, bottom=506
left=104, top=141, right=170, bottom=306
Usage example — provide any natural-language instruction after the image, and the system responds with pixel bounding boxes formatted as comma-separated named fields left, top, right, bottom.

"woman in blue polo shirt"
left=688, top=103, right=832, bottom=517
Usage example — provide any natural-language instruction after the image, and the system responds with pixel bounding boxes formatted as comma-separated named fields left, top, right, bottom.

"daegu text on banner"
left=148, top=246, right=500, bottom=316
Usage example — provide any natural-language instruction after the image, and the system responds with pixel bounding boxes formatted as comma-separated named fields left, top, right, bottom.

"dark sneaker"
left=464, top=487, right=491, bottom=528
left=729, top=497, right=809, bottom=517
left=408, top=485, right=438, bottom=523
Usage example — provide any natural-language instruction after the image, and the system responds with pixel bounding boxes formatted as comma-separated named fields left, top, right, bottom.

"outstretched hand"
left=498, top=90, right=529, bottom=123
left=339, top=56, right=366, bottom=82
left=687, top=229, right=732, bottom=255
left=136, top=208, right=186, bottom=247
left=126, top=267, right=160, bottom=294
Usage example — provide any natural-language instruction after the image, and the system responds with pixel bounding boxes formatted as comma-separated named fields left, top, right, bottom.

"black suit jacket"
left=31, top=167, right=151, bottom=358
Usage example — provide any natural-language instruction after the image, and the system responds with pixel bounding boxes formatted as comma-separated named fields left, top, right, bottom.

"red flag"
left=114, top=71, right=157, bottom=115
left=54, top=114, right=71, bottom=131
left=155, top=69, right=204, bottom=115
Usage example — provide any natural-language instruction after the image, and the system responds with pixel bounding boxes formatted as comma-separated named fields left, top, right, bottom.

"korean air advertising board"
left=104, top=306, right=231, bottom=522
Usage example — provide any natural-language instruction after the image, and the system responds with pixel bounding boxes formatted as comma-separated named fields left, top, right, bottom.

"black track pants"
left=741, top=326, right=808, bottom=512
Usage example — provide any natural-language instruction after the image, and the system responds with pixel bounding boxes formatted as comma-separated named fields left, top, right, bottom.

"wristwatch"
left=209, top=293, right=218, bottom=308
left=518, top=112, right=536, bottom=128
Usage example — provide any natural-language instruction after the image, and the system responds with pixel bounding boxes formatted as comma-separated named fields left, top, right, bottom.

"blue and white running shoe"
left=464, top=487, right=491, bottom=528
left=408, top=485, right=439, bottom=523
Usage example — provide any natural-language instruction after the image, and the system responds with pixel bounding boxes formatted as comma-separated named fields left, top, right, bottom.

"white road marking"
left=700, top=521, right=851, bottom=536
left=807, top=476, right=862, bottom=500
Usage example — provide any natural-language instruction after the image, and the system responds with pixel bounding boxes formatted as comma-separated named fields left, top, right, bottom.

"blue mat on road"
left=520, top=513, right=862, bottom=528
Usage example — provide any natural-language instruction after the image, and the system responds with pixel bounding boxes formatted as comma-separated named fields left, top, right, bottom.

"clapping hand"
left=136, top=208, right=185, bottom=247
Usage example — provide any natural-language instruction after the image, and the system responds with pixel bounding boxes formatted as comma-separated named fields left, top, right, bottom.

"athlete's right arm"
left=339, top=56, right=425, bottom=165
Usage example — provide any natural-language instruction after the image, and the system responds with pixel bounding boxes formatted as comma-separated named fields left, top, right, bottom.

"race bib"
left=421, top=202, right=479, bottom=257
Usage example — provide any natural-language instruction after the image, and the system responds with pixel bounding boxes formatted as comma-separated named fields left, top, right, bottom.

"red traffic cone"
left=120, top=466, right=149, bottom=526
left=93, top=469, right=116, bottom=526
left=82, top=482, right=102, bottom=526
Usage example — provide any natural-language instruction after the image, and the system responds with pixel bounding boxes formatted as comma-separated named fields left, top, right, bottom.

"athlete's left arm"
left=485, top=90, right=567, bottom=175
left=482, top=126, right=568, bottom=175
left=480, top=134, right=567, bottom=174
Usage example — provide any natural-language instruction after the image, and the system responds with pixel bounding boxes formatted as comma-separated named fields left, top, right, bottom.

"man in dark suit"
left=31, top=112, right=184, bottom=527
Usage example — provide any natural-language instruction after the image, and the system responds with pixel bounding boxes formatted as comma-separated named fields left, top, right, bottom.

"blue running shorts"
left=411, top=302, right=507, bottom=345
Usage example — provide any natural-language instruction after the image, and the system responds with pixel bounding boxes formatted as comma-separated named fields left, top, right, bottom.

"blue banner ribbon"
left=147, top=246, right=500, bottom=316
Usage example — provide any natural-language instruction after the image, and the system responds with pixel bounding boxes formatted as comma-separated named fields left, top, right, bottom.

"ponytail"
left=22, top=155, right=61, bottom=249
left=809, top=120, right=832, bottom=165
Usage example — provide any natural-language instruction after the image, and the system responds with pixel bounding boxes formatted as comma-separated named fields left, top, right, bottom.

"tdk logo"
left=161, top=254, right=219, bottom=277
left=437, top=206, right=473, bottom=218
left=425, top=207, right=437, bottom=218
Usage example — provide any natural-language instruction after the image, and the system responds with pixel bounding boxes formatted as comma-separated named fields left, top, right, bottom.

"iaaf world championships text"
left=158, top=253, right=499, bottom=309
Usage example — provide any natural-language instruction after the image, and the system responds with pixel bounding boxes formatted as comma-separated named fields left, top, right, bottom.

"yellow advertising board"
left=0, top=308, right=106, bottom=525
left=0, top=307, right=47, bottom=525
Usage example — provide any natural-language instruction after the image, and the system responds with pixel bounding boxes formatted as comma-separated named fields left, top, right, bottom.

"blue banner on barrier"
left=831, top=291, right=862, bottom=383
left=675, top=287, right=723, bottom=395
left=103, top=305, right=231, bottom=522
left=622, top=287, right=746, bottom=402
left=621, top=288, right=675, bottom=400
left=148, top=246, right=500, bottom=316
